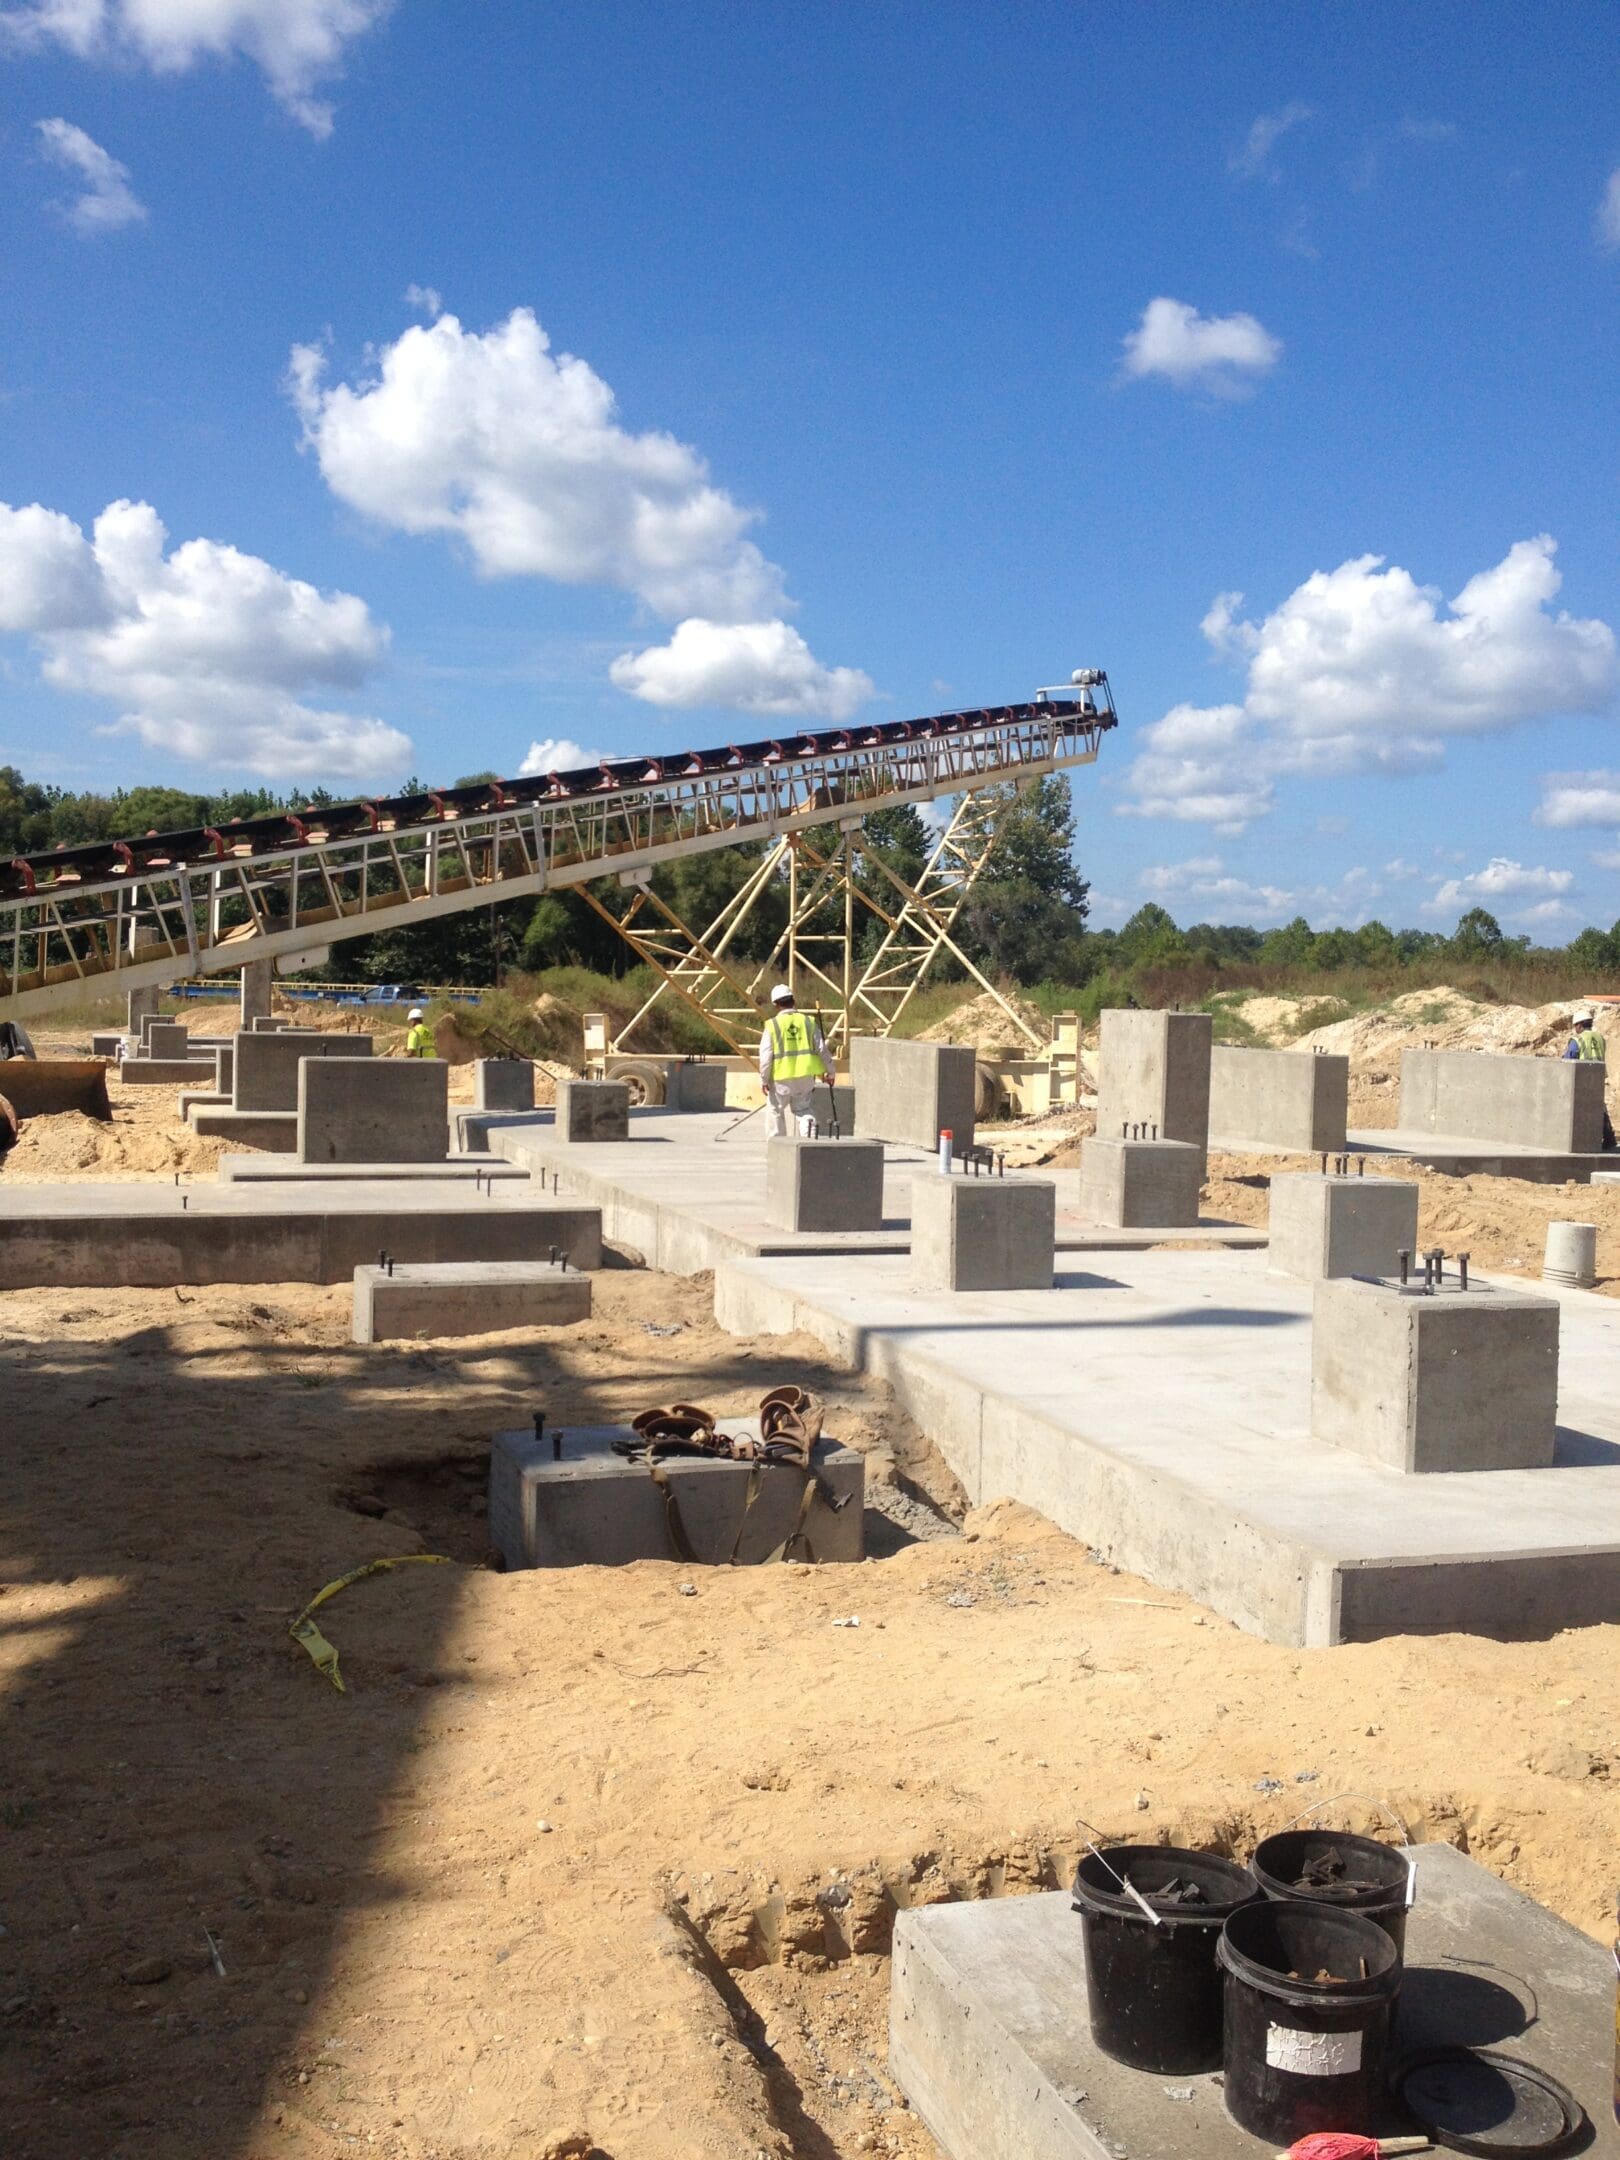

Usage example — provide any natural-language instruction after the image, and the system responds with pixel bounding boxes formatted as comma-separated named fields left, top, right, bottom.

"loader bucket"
left=0, top=1057, right=113, bottom=1122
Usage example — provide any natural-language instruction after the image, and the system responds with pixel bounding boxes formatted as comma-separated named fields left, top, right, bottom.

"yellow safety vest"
left=1577, top=1029, right=1606, bottom=1061
left=405, top=1023, right=433, bottom=1057
left=767, top=1011, right=821, bottom=1082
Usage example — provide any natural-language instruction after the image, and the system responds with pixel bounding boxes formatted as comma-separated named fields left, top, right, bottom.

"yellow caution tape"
left=289, top=1553, right=452, bottom=1692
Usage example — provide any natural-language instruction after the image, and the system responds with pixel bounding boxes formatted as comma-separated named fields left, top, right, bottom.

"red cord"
left=1287, top=2138, right=1384, bottom=2160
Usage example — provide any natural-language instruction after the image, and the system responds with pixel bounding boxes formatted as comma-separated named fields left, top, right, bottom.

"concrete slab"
left=1268, top=1171, right=1420, bottom=1280
left=219, top=1154, right=527, bottom=1183
left=176, top=1089, right=230, bottom=1118
left=1095, top=1010, right=1211, bottom=1149
left=297, top=1055, right=449, bottom=1165
left=489, top=1421, right=864, bottom=1567
left=712, top=1241, right=1620, bottom=1645
left=850, top=1037, right=975, bottom=1151
left=482, top=1110, right=1263, bottom=1276
left=0, top=1181, right=600, bottom=1286
left=890, top=1844, right=1620, bottom=2160
left=353, top=1258, right=590, bottom=1342
left=1348, top=1129, right=1616, bottom=1184
left=1210, top=1044, right=1348, bottom=1154
left=1313, top=1276, right=1559, bottom=1472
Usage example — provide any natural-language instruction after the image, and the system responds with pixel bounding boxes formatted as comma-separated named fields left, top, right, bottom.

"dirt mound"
left=919, top=988, right=1047, bottom=1052
left=1, top=1103, right=225, bottom=1181
left=1231, top=993, right=1349, bottom=1044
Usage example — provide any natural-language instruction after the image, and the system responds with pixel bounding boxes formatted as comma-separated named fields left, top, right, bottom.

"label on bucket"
left=1265, top=2024, right=1363, bottom=2077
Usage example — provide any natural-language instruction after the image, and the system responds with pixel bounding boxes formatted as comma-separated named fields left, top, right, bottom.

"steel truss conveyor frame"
left=0, top=689, right=1115, bottom=1026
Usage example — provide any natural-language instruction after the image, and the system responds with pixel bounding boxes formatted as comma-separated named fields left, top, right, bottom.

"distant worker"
left=1563, top=1009, right=1617, bottom=1149
left=759, top=984, right=830, bottom=1138
left=404, top=1006, right=434, bottom=1058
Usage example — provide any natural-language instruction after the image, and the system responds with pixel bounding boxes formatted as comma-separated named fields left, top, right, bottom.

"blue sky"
left=1, top=0, right=1617, bottom=935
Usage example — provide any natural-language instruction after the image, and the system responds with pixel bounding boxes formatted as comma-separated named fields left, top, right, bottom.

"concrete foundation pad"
left=1210, top=1043, right=1349, bottom=1153
left=489, top=1421, right=864, bottom=1567
left=482, top=1110, right=1261, bottom=1275
left=1402, top=1046, right=1606, bottom=1153
left=353, top=1259, right=590, bottom=1342
left=0, top=1181, right=601, bottom=1286
left=849, top=1036, right=975, bottom=1151
left=176, top=1089, right=230, bottom=1117
left=453, top=1108, right=554, bottom=1155
left=1078, top=1137, right=1203, bottom=1228
left=472, top=1057, right=535, bottom=1112
left=1349, top=1129, right=1617, bottom=1183
left=1095, top=1009, right=1212, bottom=1149
left=911, top=1170, right=1056, bottom=1291
left=118, top=1058, right=216, bottom=1085
left=219, top=1154, right=528, bottom=1183
left=297, top=1055, right=448, bottom=1165
left=890, top=1843, right=1620, bottom=2160
left=188, top=1108, right=298, bottom=1152
left=712, top=1243, right=1620, bottom=1645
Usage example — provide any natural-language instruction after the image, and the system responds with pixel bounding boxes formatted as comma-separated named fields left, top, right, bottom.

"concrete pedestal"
left=556, top=1079, right=630, bottom=1141
left=1209, top=1044, right=1349, bottom=1153
left=489, top=1422, right=864, bottom=1568
left=298, top=1056, right=448, bottom=1165
left=126, top=985, right=159, bottom=1033
left=1401, top=1047, right=1607, bottom=1154
left=890, top=1845, right=1620, bottom=2160
left=188, top=1108, right=298, bottom=1151
left=1094, top=1009, right=1212, bottom=1149
left=765, top=1137, right=885, bottom=1232
left=233, top=1030, right=374, bottom=1112
left=1312, top=1275, right=1559, bottom=1471
left=910, top=1171, right=1056, bottom=1291
left=353, top=1258, right=590, bottom=1342
left=668, top=1061, right=728, bottom=1112
left=473, top=1058, right=534, bottom=1112
left=120, top=1058, right=210, bottom=1086
left=1268, top=1171, right=1420, bottom=1280
left=810, top=1079, right=856, bottom=1134
left=239, top=956, right=273, bottom=1026
left=849, top=1037, right=975, bottom=1151
left=1078, top=1137, right=1202, bottom=1229
left=144, top=1020, right=189, bottom=1060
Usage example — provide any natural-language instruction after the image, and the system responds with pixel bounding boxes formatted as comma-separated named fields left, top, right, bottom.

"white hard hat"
left=408, top=1006, right=424, bottom=1021
left=1575, top=1010, right=1595, bottom=1027
left=770, top=984, right=793, bottom=1004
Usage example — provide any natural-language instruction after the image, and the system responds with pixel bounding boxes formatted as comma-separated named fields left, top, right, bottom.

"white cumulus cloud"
left=1114, top=701, right=1273, bottom=834
left=1120, top=537, right=1617, bottom=829
left=0, top=497, right=405, bottom=779
left=1121, top=297, right=1282, bottom=395
left=2, top=0, right=389, bottom=134
left=518, top=736, right=597, bottom=777
left=1597, top=169, right=1620, bottom=253
left=1133, top=854, right=1385, bottom=929
left=1426, top=858, right=1575, bottom=916
left=292, top=305, right=872, bottom=720
left=36, top=116, right=144, bottom=231
left=610, top=618, right=873, bottom=721
left=1536, top=771, right=1620, bottom=829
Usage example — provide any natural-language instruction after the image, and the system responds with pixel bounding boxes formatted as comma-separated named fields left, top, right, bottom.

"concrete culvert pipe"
left=1543, top=1220, right=1597, bottom=1288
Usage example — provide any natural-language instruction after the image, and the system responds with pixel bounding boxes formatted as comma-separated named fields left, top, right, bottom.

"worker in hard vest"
left=759, top=984, right=830, bottom=1138
left=1564, top=1009, right=1617, bottom=1147
left=404, top=1006, right=434, bottom=1058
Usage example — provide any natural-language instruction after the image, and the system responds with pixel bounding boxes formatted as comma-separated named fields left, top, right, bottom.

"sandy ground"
left=6, top=1007, right=1620, bottom=2157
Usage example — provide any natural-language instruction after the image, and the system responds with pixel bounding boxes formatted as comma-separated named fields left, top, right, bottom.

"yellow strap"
left=288, top=1553, right=452, bottom=1692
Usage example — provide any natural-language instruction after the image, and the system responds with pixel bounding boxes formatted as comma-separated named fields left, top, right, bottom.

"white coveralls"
left=759, top=1009, right=829, bottom=1138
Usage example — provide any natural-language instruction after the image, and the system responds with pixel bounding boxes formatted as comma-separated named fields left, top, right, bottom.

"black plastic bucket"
left=1252, top=1829, right=1413, bottom=1957
left=1071, top=1844, right=1260, bottom=2074
left=1218, top=1898, right=1402, bottom=2144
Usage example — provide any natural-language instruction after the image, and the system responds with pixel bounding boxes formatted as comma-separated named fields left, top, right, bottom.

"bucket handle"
left=1271, top=1790, right=1417, bottom=1909
left=1075, top=1815, right=1163, bottom=1928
